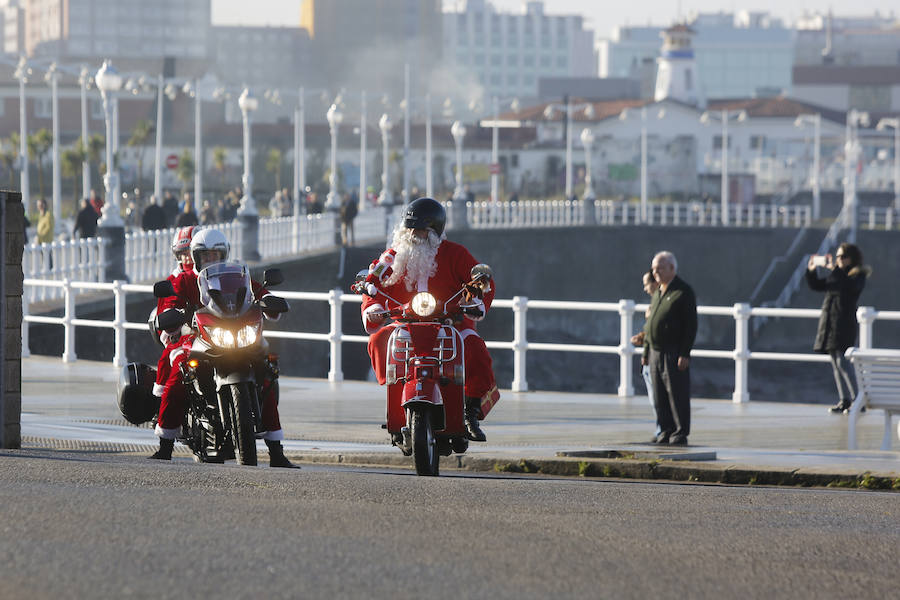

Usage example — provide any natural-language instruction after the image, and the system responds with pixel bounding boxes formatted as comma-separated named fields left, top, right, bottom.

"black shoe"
left=668, top=435, right=688, bottom=446
left=149, top=437, right=174, bottom=460
left=829, top=401, right=852, bottom=414
left=266, top=440, right=300, bottom=469
left=464, top=397, right=486, bottom=442
left=650, top=432, right=670, bottom=444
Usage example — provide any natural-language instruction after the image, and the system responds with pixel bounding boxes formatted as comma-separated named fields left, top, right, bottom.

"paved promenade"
left=19, top=356, right=900, bottom=482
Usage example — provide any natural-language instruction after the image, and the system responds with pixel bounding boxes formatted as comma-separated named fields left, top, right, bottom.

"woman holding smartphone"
left=806, top=243, right=871, bottom=414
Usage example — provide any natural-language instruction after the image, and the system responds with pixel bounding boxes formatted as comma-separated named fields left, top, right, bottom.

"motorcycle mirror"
left=263, top=268, right=284, bottom=287
left=470, top=264, right=493, bottom=281
left=260, top=295, right=290, bottom=314
left=153, top=280, right=176, bottom=298
left=355, top=269, right=369, bottom=283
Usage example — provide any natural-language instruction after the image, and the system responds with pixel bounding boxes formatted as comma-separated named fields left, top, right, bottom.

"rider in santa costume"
left=151, top=228, right=296, bottom=467
left=361, top=197, right=498, bottom=441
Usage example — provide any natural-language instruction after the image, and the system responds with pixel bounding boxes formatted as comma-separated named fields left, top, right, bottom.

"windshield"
left=198, top=262, right=254, bottom=317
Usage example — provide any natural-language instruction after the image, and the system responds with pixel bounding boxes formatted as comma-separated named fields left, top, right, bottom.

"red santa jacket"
left=160, top=269, right=270, bottom=315
left=360, top=240, right=494, bottom=333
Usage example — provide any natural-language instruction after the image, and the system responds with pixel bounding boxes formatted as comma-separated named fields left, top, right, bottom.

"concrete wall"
left=2, top=191, right=23, bottom=449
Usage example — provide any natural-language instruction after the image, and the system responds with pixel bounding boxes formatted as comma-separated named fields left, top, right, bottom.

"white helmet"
left=190, top=228, right=230, bottom=274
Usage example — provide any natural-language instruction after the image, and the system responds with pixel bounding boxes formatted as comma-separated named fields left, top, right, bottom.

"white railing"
left=21, top=279, right=898, bottom=404
left=22, top=238, right=107, bottom=303
left=468, top=199, right=811, bottom=229
left=863, top=206, right=898, bottom=230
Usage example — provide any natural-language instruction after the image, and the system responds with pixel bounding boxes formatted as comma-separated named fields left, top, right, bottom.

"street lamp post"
left=876, top=117, right=900, bottom=210
left=14, top=57, right=30, bottom=212
left=619, top=106, right=658, bottom=223
left=845, top=109, right=870, bottom=241
left=359, top=91, right=367, bottom=213
left=45, top=63, right=62, bottom=232
left=79, top=66, right=91, bottom=200
left=451, top=120, right=466, bottom=201
left=378, top=113, right=392, bottom=206
left=425, top=94, right=433, bottom=198
left=183, top=79, right=203, bottom=208
left=700, top=109, right=747, bottom=225
left=580, top=127, right=596, bottom=225
left=325, top=102, right=343, bottom=211
left=794, top=113, right=822, bottom=220
left=95, top=60, right=123, bottom=227
left=544, top=98, right=595, bottom=201
left=402, top=63, right=411, bottom=205
left=236, top=87, right=260, bottom=261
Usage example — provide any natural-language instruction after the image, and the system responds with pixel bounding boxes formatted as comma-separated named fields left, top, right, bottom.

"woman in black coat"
left=805, top=242, right=870, bottom=413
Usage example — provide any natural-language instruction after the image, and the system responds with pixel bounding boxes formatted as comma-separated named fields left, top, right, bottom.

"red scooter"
left=354, top=265, right=493, bottom=476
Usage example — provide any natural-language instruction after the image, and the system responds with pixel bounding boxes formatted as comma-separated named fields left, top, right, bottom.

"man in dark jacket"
left=73, top=198, right=99, bottom=239
left=141, top=195, right=168, bottom=231
left=642, top=251, right=697, bottom=445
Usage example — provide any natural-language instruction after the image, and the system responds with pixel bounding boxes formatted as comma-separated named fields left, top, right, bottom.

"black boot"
left=149, top=437, right=174, bottom=460
left=266, top=440, right=300, bottom=469
left=464, top=397, right=486, bottom=442
left=829, top=399, right=852, bottom=414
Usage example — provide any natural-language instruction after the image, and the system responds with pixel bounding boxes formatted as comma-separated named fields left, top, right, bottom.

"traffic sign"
left=165, top=154, right=179, bottom=170
left=489, top=163, right=500, bottom=175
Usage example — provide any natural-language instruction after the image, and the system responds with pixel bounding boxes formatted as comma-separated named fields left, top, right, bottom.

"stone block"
left=5, top=298, right=22, bottom=324
left=4, top=265, right=23, bottom=295
left=4, top=198, right=24, bottom=233
left=4, top=359, right=20, bottom=393
left=4, top=329, right=21, bottom=358
left=5, top=233, right=24, bottom=263
left=2, top=418, right=22, bottom=449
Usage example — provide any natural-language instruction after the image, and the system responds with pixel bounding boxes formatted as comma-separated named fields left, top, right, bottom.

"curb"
left=287, top=451, right=900, bottom=491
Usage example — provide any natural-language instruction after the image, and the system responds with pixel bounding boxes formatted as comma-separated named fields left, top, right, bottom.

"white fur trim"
left=363, top=303, right=386, bottom=334
left=169, top=347, right=185, bottom=366
left=152, top=383, right=165, bottom=396
left=154, top=424, right=180, bottom=439
left=458, top=328, right=479, bottom=340
left=263, top=429, right=284, bottom=441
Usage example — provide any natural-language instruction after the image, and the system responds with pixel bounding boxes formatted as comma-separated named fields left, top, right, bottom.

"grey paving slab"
left=19, top=356, right=900, bottom=477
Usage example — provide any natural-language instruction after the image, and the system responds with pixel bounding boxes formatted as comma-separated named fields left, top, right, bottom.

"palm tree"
left=28, top=128, right=52, bottom=200
left=82, top=133, right=104, bottom=195
left=61, top=145, right=87, bottom=208
left=212, top=146, right=227, bottom=195
left=127, top=119, right=153, bottom=191
left=176, top=149, right=195, bottom=198
left=0, top=136, right=18, bottom=188
left=265, top=147, right=283, bottom=193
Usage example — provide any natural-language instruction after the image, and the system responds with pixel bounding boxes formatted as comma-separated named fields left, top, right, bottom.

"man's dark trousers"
left=649, top=347, right=690, bottom=438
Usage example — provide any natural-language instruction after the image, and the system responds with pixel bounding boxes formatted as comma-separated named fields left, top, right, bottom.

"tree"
left=175, top=149, right=195, bottom=197
left=212, top=146, right=227, bottom=194
left=127, top=119, right=153, bottom=191
left=28, top=128, right=52, bottom=200
left=265, top=147, right=283, bottom=193
left=1, top=136, right=19, bottom=188
left=61, top=144, right=87, bottom=207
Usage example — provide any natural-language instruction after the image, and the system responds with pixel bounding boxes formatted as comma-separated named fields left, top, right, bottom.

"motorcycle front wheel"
left=223, top=383, right=258, bottom=466
left=410, top=407, right=439, bottom=476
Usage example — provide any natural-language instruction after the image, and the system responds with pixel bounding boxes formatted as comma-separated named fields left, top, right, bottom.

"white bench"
left=846, top=348, right=900, bottom=451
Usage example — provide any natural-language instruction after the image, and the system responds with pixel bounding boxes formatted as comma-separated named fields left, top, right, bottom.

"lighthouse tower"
left=654, top=23, right=705, bottom=108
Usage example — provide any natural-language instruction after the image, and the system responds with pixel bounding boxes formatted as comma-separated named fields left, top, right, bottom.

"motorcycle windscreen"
left=198, top=262, right=254, bottom=318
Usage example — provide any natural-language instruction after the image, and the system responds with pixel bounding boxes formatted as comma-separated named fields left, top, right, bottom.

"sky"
left=211, top=0, right=900, bottom=34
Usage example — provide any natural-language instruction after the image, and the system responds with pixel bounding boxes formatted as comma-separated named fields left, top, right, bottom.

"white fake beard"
left=384, top=227, right=443, bottom=291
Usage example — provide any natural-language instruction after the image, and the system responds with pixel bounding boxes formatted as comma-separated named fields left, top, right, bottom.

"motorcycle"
left=353, top=264, right=493, bottom=476
left=150, top=263, right=289, bottom=465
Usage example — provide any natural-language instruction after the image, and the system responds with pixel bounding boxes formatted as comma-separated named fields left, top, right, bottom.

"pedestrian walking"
left=643, top=251, right=697, bottom=445
left=806, top=243, right=871, bottom=414
left=340, top=190, right=358, bottom=247
left=73, top=198, right=99, bottom=239
left=141, top=195, right=168, bottom=231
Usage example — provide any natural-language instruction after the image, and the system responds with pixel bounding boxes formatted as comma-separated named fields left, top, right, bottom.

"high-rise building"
left=20, top=0, right=212, bottom=75
left=442, top=0, right=596, bottom=102
left=300, top=0, right=442, bottom=100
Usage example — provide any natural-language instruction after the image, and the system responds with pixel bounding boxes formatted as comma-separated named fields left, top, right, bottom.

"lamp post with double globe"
left=325, top=102, right=343, bottom=211
left=235, top=88, right=260, bottom=260
left=95, top=60, right=124, bottom=227
left=451, top=120, right=466, bottom=201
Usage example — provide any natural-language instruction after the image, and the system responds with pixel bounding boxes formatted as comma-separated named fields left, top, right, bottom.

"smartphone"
left=812, top=255, right=827, bottom=267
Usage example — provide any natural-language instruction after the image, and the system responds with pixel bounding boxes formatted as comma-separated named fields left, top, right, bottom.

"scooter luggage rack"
left=389, top=325, right=459, bottom=364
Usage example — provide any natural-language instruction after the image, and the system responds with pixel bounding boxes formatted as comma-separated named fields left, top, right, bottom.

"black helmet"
left=403, top=197, right=446, bottom=236
left=117, top=363, right=160, bottom=425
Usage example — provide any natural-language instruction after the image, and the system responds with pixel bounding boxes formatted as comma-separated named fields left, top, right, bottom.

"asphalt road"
left=1, top=449, right=898, bottom=600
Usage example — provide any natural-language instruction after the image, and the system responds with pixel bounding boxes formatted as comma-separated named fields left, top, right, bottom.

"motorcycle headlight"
left=236, top=324, right=259, bottom=347
left=207, top=326, right=235, bottom=348
left=411, top=292, right=437, bottom=317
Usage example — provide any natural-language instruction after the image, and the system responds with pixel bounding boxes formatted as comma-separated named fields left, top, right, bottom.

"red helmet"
left=171, top=226, right=199, bottom=268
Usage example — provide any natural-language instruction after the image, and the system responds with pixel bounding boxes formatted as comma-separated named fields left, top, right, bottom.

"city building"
left=300, top=0, right=442, bottom=101
left=209, top=26, right=310, bottom=90
left=442, top=0, right=597, bottom=104
left=0, top=0, right=24, bottom=55
left=598, top=11, right=793, bottom=100
left=794, top=10, right=900, bottom=66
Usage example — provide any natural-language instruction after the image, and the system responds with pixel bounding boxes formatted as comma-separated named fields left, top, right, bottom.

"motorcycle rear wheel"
left=410, top=407, right=439, bottom=476
left=225, top=383, right=258, bottom=466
